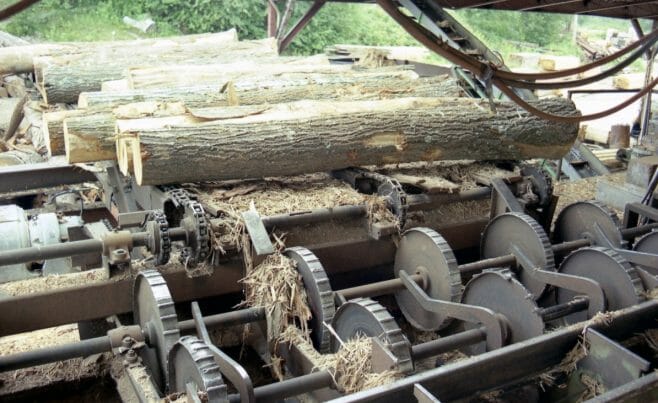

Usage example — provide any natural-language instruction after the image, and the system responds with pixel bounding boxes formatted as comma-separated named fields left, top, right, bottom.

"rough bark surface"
left=117, top=97, right=580, bottom=185
left=125, top=63, right=397, bottom=89
left=0, top=30, right=238, bottom=75
left=79, top=71, right=460, bottom=109
left=63, top=113, right=115, bottom=163
left=36, top=37, right=277, bottom=104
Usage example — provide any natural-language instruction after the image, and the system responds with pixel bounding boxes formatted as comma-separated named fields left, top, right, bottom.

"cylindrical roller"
left=553, top=200, right=623, bottom=247
left=168, top=336, right=227, bottom=402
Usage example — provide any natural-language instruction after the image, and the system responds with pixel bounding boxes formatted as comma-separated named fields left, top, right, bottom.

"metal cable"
left=0, top=0, right=41, bottom=21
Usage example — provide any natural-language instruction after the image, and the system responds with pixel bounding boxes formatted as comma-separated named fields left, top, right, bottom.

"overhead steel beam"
left=279, top=0, right=327, bottom=52
left=0, top=157, right=97, bottom=194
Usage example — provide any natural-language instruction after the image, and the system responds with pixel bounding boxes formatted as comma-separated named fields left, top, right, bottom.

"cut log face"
left=116, top=97, right=580, bottom=186
left=63, top=113, right=115, bottom=163
left=43, top=109, right=89, bottom=156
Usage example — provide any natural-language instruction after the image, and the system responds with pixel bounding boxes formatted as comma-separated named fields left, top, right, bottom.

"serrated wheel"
left=331, top=298, right=413, bottom=373
left=285, top=247, right=335, bottom=353
left=394, top=227, right=462, bottom=331
left=553, top=200, right=623, bottom=248
left=144, top=210, right=171, bottom=266
left=634, top=231, right=658, bottom=254
left=168, top=336, right=227, bottom=402
left=481, top=212, right=555, bottom=299
left=461, top=269, right=544, bottom=354
left=556, top=247, right=645, bottom=325
left=133, top=270, right=180, bottom=391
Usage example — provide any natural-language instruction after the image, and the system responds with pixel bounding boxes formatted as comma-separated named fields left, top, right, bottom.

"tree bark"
left=125, top=62, right=390, bottom=90
left=0, top=30, right=239, bottom=75
left=35, top=37, right=278, bottom=104
left=63, top=113, right=115, bottom=163
left=116, top=97, right=580, bottom=186
left=79, top=71, right=460, bottom=109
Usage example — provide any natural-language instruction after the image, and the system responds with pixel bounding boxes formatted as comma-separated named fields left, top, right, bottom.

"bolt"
left=122, top=336, right=133, bottom=348
left=125, top=349, right=137, bottom=363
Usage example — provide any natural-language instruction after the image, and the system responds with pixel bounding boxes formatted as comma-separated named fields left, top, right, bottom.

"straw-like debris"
left=578, top=373, right=606, bottom=402
left=538, top=338, right=589, bottom=390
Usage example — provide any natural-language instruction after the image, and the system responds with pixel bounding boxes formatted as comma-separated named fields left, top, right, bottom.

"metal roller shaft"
left=411, top=327, right=486, bottom=361
left=179, top=306, right=266, bottom=333
left=538, top=297, right=589, bottom=322
left=0, top=336, right=112, bottom=372
left=337, top=273, right=425, bottom=300
left=228, top=371, right=335, bottom=403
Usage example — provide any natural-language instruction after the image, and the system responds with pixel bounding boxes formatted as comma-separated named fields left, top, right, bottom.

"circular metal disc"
left=634, top=231, right=658, bottom=254
left=285, top=247, right=335, bottom=353
left=462, top=270, right=544, bottom=354
left=168, top=336, right=227, bottom=402
left=133, top=270, right=181, bottom=391
left=556, top=247, right=645, bottom=325
left=481, top=212, right=555, bottom=299
left=394, top=227, right=462, bottom=331
left=331, top=298, right=412, bottom=373
left=553, top=201, right=623, bottom=247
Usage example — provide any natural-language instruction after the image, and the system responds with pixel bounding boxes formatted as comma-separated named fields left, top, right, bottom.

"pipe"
left=228, top=371, right=334, bottom=402
left=538, top=297, right=589, bottom=322
left=338, top=273, right=425, bottom=300
left=0, top=336, right=111, bottom=372
left=411, top=327, right=486, bottom=361
left=0, top=239, right=103, bottom=266
left=179, top=307, right=266, bottom=333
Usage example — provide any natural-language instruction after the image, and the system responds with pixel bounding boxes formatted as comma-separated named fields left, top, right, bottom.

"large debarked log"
left=117, top=97, right=580, bottom=185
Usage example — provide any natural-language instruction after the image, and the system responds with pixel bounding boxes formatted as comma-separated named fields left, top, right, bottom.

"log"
left=126, top=62, right=361, bottom=90
left=43, top=109, right=90, bottom=156
left=63, top=113, right=115, bottom=163
left=116, top=97, right=580, bottom=185
left=78, top=71, right=461, bottom=109
left=0, top=30, right=238, bottom=75
left=612, top=73, right=645, bottom=90
left=68, top=72, right=463, bottom=163
left=0, top=148, right=43, bottom=166
left=35, top=37, right=277, bottom=104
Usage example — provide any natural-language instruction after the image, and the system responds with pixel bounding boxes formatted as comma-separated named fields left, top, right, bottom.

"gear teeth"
left=511, top=212, right=555, bottom=272
left=146, top=210, right=171, bottom=266
left=333, top=298, right=413, bottom=374
left=168, top=336, right=227, bottom=402
left=634, top=231, right=658, bottom=254
left=285, top=246, right=335, bottom=353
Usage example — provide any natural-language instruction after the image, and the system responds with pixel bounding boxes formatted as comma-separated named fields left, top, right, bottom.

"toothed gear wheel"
left=394, top=227, right=462, bottom=331
left=557, top=247, right=645, bottom=325
left=144, top=210, right=171, bottom=266
left=180, top=200, right=210, bottom=267
left=168, top=336, right=228, bottom=402
left=331, top=298, right=413, bottom=373
left=553, top=200, right=623, bottom=248
left=133, top=270, right=180, bottom=391
left=462, top=269, right=544, bottom=354
left=481, top=212, right=555, bottom=299
left=634, top=230, right=658, bottom=254
left=371, top=173, right=408, bottom=229
left=285, top=247, right=335, bottom=353
left=520, top=165, right=553, bottom=207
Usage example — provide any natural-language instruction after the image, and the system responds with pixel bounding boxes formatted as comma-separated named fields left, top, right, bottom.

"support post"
left=278, top=0, right=326, bottom=52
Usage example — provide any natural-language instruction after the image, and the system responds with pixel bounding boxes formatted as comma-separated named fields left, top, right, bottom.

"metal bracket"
left=242, top=209, right=275, bottom=266
left=102, top=230, right=133, bottom=265
left=511, top=245, right=606, bottom=318
left=368, top=221, right=397, bottom=240
left=578, top=328, right=650, bottom=389
left=371, top=336, right=401, bottom=373
left=594, top=225, right=658, bottom=270
left=414, top=383, right=442, bottom=403
left=191, top=302, right=255, bottom=403
left=108, top=325, right=144, bottom=352
left=489, top=178, right=524, bottom=219
left=117, top=211, right=152, bottom=229
left=399, top=271, right=504, bottom=351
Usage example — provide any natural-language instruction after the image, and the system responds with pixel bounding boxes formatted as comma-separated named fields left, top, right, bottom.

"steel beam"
left=0, top=157, right=97, bottom=194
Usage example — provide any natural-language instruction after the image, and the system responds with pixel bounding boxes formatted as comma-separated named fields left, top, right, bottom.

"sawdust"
left=279, top=326, right=402, bottom=394
left=0, top=269, right=108, bottom=297
left=641, top=329, right=658, bottom=352
left=578, top=373, right=606, bottom=401
left=0, top=324, right=111, bottom=396
left=553, top=172, right=626, bottom=219
left=538, top=338, right=589, bottom=390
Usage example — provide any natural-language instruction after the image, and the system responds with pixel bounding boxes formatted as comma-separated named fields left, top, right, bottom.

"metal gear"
left=634, top=230, right=658, bottom=254
left=394, top=227, right=462, bottom=331
left=461, top=269, right=544, bottom=354
left=552, top=200, right=623, bottom=248
left=368, top=172, right=408, bottom=229
left=285, top=246, right=335, bottom=353
left=331, top=298, right=413, bottom=373
left=133, top=270, right=181, bottom=391
left=481, top=212, right=555, bottom=299
left=556, top=247, right=645, bottom=325
left=144, top=210, right=171, bottom=266
left=168, top=336, right=228, bottom=402
left=180, top=200, right=211, bottom=267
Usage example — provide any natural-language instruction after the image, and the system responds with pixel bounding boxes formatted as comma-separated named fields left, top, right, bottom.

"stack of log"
left=0, top=28, right=580, bottom=183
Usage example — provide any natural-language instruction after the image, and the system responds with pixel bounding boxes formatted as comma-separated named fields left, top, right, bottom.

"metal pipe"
left=621, top=223, right=658, bottom=239
left=262, top=205, right=366, bottom=229
left=538, top=297, right=589, bottom=322
left=0, top=336, right=112, bottom=372
left=179, top=307, right=266, bottom=333
left=227, top=371, right=334, bottom=402
left=406, top=187, right=491, bottom=212
left=0, top=239, right=103, bottom=266
left=338, top=273, right=425, bottom=300
left=411, top=327, right=486, bottom=361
